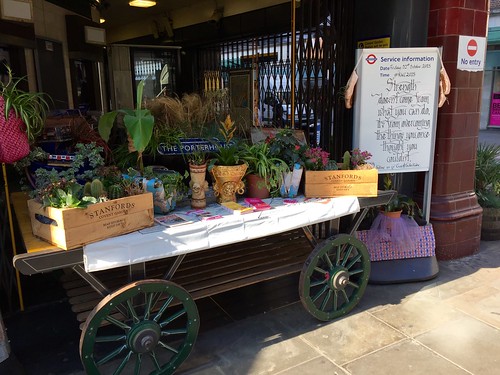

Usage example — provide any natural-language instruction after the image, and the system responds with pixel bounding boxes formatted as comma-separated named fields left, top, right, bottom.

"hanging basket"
left=0, top=96, right=30, bottom=164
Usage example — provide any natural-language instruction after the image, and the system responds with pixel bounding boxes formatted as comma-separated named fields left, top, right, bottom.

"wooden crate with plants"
left=304, top=148, right=378, bottom=198
left=28, top=191, right=153, bottom=250
left=24, top=143, right=154, bottom=250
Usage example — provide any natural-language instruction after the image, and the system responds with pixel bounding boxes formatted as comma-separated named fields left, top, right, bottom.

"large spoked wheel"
left=299, top=234, right=370, bottom=321
left=80, top=279, right=199, bottom=375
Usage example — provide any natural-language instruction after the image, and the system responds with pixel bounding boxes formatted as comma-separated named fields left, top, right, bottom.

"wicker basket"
left=0, top=96, right=30, bottom=164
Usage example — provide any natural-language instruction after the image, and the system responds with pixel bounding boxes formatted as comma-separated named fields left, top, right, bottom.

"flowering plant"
left=342, top=148, right=373, bottom=170
left=303, top=146, right=331, bottom=171
left=266, top=129, right=306, bottom=168
left=209, top=114, right=244, bottom=166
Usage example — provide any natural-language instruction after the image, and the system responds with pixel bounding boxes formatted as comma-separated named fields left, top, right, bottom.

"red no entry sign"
left=467, top=39, right=478, bottom=57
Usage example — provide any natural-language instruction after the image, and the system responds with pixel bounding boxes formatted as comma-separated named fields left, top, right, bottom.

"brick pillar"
left=426, top=0, right=488, bottom=259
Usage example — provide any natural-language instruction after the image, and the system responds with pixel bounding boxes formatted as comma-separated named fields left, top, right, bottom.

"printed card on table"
left=244, top=198, right=272, bottom=211
left=185, top=209, right=223, bottom=221
left=154, top=214, right=194, bottom=227
left=220, top=201, right=254, bottom=215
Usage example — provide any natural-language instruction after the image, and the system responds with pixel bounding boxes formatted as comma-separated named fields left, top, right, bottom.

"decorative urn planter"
left=210, top=163, right=247, bottom=203
left=189, top=162, right=209, bottom=209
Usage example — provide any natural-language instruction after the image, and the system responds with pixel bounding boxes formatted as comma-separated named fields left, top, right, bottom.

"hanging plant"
left=0, top=65, right=51, bottom=163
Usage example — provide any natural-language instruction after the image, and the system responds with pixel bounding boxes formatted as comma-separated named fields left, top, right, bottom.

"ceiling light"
left=129, top=0, right=156, bottom=8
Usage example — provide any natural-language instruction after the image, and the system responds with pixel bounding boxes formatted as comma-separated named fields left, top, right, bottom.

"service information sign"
left=353, top=48, right=440, bottom=173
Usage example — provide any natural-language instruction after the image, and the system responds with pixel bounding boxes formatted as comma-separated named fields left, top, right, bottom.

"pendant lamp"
left=129, top=0, right=156, bottom=8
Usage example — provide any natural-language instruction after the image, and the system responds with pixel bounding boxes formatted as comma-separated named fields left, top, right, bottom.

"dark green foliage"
left=241, top=142, right=289, bottom=196
left=475, top=143, right=500, bottom=208
left=90, top=179, right=104, bottom=199
left=107, top=184, right=125, bottom=200
left=383, top=174, right=422, bottom=217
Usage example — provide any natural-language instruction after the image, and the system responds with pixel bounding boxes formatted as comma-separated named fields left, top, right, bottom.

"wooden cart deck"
left=12, top=190, right=395, bottom=374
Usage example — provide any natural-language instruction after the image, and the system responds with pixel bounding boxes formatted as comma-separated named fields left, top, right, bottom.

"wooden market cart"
left=11, top=190, right=394, bottom=374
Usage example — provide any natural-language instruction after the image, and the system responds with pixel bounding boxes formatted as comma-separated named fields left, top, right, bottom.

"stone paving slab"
left=2, top=240, right=498, bottom=375
left=179, top=241, right=499, bottom=375
left=416, top=316, right=500, bottom=374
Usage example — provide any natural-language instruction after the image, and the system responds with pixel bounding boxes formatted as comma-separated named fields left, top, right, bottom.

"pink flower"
left=304, top=147, right=330, bottom=170
left=348, top=148, right=372, bottom=169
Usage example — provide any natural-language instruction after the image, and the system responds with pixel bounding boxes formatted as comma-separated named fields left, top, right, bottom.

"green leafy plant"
left=39, top=179, right=96, bottom=209
left=143, top=166, right=189, bottom=201
left=475, top=143, right=500, bottom=208
left=98, top=80, right=154, bottom=172
left=383, top=174, right=422, bottom=217
left=31, top=143, right=105, bottom=199
left=184, top=146, right=208, bottom=166
left=13, top=146, right=49, bottom=190
left=0, top=65, right=51, bottom=143
left=266, top=129, right=306, bottom=169
left=241, top=142, right=289, bottom=194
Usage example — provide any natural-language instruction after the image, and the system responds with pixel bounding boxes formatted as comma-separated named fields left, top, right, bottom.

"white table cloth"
left=83, top=196, right=360, bottom=272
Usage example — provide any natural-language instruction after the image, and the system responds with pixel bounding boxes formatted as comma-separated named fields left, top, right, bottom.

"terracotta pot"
left=246, top=174, right=270, bottom=199
left=382, top=210, right=402, bottom=219
left=189, top=162, right=208, bottom=209
left=210, top=163, right=247, bottom=203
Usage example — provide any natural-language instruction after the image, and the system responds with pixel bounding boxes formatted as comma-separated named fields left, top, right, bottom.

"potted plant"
left=340, top=148, right=374, bottom=170
left=360, top=174, right=425, bottom=252
left=266, top=129, right=307, bottom=197
left=241, top=141, right=288, bottom=198
left=184, top=147, right=209, bottom=208
left=209, top=115, right=247, bottom=203
left=382, top=174, right=422, bottom=218
left=0, top=65, right=50, bottom=163
left=98, top=80, right=154, bottom=173
left=143, top=166, right=188, bottom=213
left=475, top=143, right=500, bottom=240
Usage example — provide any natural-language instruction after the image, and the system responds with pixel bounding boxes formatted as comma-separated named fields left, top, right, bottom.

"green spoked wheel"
left=80, top=280, right=199, bottom=375
left=299, top=234, right=370, bottom=321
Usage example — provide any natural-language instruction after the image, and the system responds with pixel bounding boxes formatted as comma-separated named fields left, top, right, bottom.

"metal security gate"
left=196, top=0, right=354, bottom=155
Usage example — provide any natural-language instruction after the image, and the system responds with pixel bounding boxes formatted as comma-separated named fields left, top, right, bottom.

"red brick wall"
left=426, top=0, right=487, bottom=259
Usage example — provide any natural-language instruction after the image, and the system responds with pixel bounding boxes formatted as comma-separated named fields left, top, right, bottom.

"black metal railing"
left=195, top=0, right=354, bottom=154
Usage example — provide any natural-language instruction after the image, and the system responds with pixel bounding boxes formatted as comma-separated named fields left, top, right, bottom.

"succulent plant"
left=107, top=184, right=125, bottom=200
left=83, top=181, right=92, bottom=196
left=90, top=179, right=105, bottom=199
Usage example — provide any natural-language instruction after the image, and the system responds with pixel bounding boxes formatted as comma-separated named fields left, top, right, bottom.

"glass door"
left=131, top=48, right=179, bottom=99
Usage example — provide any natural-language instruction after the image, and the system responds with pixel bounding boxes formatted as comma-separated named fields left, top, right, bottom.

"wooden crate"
left=27, top=193, right=154, bottom=250
left=305, top=169, right=378, bottom=198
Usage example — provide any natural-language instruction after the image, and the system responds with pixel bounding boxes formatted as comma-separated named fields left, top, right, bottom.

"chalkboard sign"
left=353, top=48, right=440, bottom=173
